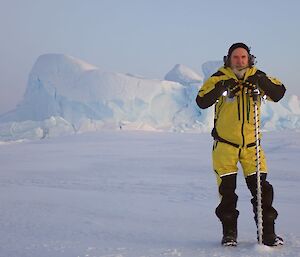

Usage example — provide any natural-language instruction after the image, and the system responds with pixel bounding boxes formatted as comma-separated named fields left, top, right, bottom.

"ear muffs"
left=249, top=54, right=256, bottom=66
left=223, top=54, right=256, bottom=67
left=223, top=55, right=230, bottom=67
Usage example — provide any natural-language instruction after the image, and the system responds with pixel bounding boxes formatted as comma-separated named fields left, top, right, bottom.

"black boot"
left=215, top=174, right=239, bottom=246
left=262, top=225, right=284, bottom=246
left=221, top=213, right=238, bottom=246
left=246, top=174, right=284, bottom=246
left=262, top=212, right=284, bottom=246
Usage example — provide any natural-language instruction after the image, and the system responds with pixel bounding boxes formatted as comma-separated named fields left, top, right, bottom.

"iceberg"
left=0, top=55, right=299, bottom=141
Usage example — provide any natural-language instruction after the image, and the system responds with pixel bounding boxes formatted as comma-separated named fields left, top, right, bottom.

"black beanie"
left=228, top=43, right=250, bottom=57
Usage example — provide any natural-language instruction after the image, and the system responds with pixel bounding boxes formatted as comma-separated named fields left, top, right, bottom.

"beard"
left=231, top=66, right=249, bottom=79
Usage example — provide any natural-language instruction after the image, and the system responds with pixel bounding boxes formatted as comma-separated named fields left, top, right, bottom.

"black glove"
left=216, top=78, right=240, bottom=98
left=245, top=71, right=268, bottom=92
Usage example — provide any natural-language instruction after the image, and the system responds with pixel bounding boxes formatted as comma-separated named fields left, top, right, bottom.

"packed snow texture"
left=0, top=130, right=299, bottom=257
left=0, top=54, right=299, bottom=141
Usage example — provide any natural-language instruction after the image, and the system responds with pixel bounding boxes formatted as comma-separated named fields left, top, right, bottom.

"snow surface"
left=0, top=130, right=300, bottom=257
left=0, top=54, right=299, bottom=141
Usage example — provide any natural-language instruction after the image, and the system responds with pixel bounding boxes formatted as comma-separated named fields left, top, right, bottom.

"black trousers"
left=215, top=173, right=278, bottom=235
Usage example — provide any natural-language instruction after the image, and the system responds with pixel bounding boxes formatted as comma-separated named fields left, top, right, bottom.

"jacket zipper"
left=237, top=95, right=240, bottom=120
left=241, top=90, right=245, bottom=147
left=216, top=97, right=224, bottom=121
left=246, top=93, right=250, bottom=123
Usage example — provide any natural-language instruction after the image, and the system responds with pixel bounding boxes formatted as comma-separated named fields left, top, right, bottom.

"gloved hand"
left=245, top=71, right=268, bottom=92
left=216, top=78, right=240, bottom=98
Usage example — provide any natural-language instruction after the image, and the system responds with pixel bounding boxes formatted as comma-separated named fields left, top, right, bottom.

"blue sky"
left=0, top=0, right=299, bottom=114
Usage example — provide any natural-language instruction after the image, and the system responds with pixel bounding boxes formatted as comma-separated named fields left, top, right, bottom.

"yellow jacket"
left=196, top=66, right=286, bottom=147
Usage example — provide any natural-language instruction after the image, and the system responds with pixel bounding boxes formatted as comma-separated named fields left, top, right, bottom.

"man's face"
left=230, top=48, right=249, bottom=70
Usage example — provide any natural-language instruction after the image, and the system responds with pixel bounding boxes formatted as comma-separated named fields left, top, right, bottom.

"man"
left=196, top=43, right=286, bottom=246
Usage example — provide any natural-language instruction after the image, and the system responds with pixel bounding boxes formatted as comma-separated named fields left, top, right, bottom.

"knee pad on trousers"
left=246, top=173, right=267, bottom=197
left=246, top=174, right=274, bottom=207
left=246, top=174, right=278, bottom=222
left=215, top=174, right=239, bottom=222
